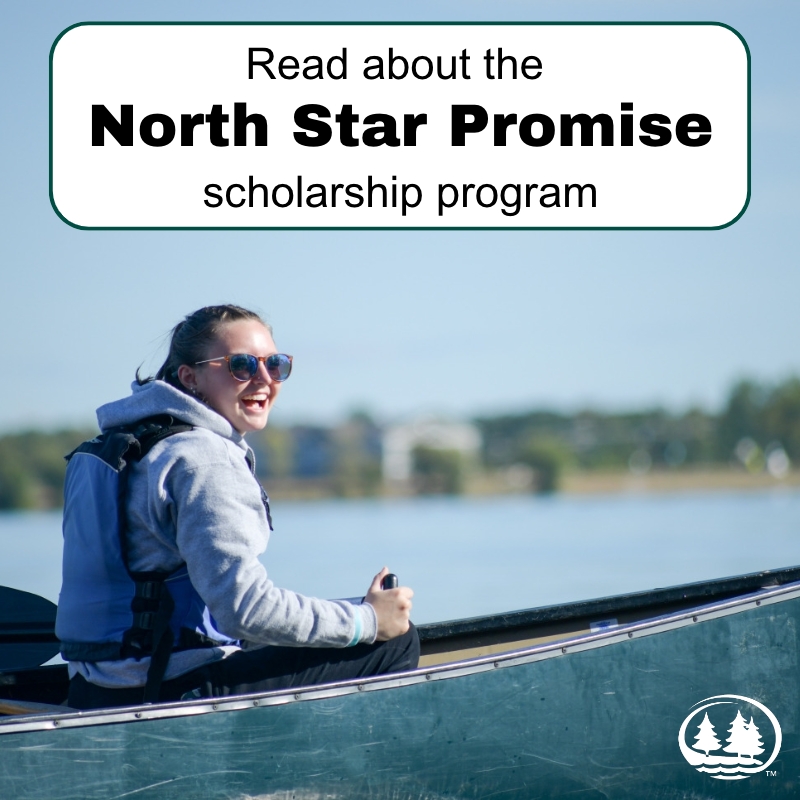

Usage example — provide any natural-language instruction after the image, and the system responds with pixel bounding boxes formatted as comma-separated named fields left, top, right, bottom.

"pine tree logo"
left=693, top=712, right=721, bottom=756
left=678, top=695, right=781, bottom=780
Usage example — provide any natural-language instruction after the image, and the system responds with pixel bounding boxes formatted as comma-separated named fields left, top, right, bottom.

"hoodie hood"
left=96, top=380, right=247, bottom=451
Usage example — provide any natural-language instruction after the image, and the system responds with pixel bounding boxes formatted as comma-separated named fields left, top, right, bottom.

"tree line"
left=0, top=377, right=797, bottom=510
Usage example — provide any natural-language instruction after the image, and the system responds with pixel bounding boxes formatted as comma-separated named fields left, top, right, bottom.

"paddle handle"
left=381, top=573, right=399, bottom=590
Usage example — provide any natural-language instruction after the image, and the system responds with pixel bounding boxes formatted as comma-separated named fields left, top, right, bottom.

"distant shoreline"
left=560, top=468, right=800, bottom=496
left=257, top=468, right=800, bottom=502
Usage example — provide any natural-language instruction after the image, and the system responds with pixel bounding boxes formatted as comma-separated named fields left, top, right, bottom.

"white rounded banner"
left=50, top=22, right=750, bottom=229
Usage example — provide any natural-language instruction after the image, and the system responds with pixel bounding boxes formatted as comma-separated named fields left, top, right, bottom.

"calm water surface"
left=1, top=488, right=798, bottom=624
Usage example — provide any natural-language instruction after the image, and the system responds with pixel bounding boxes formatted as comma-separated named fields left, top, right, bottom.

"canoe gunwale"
left=2, top=576, right=799, bottom=737
left=417, top=563, right=800, bottom=642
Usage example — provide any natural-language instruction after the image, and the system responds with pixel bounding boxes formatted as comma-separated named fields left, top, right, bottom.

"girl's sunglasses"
left=195, top=353, right=293, bottom=382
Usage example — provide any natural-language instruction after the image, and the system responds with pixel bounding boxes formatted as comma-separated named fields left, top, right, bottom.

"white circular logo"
left=679, top=695, right=782, bottom=781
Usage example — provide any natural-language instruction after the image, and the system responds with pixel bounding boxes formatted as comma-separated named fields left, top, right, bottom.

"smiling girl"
left=56, top=305, right=418, bottom=710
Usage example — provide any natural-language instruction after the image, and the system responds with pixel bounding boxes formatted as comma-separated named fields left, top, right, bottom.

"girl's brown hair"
left=137, top=305, right=270, bottom=393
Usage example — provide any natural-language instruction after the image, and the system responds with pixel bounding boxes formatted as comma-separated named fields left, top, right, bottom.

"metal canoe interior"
left=416, top=563, right=800, bottom=666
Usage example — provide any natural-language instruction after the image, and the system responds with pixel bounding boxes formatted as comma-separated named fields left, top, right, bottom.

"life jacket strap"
left=141, top=581, right=175, bottom=704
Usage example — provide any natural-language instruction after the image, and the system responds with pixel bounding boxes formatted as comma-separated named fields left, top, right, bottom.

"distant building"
left=382, top=418, right=482, bottom=482
left=292, top=426, right=334, bottom=478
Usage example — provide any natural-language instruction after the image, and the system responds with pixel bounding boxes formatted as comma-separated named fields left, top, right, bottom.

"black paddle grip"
left=381, top=573, right=398, bottom=590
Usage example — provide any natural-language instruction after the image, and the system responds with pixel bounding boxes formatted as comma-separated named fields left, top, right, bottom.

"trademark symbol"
left=767, top=770, right=778, bottom=777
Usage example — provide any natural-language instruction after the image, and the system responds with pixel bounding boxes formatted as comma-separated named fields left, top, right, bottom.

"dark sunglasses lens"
left=229, top=354, right=258, bottom=381
left=267, top=354, right=292, bottom=382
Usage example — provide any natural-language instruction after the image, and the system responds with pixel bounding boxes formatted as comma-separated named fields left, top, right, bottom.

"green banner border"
left=49, top=21, right=751, bottom=232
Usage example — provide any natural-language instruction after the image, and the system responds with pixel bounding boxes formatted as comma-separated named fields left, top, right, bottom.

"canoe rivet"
left=561, top=648, right=567, bottom=654
left=212, top=704, right=218, bottom=711
left=52, top=720, right=59, bottom=727
left=295, top=693, right=302, bottom=699
left=426, top=673, right=433, bottom=680
left=627, top=632, right=633, bottom=638
left=135, top=712, right=142, bottom=719
left=693, top=616, right=698, bottom=622
left=357, top=685, right=365, bottom=691
left=756, top=600, right=761, bottom=606
left=253, top=700, right=259, bottom=706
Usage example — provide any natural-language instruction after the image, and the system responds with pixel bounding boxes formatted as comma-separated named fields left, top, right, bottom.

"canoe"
left=1, top=565, right=799, bottom=799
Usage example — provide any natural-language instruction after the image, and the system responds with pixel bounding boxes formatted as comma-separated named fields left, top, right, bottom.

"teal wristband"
left=347, top=611, right=363, bottom=647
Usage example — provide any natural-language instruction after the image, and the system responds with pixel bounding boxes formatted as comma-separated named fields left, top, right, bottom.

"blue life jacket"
left=56, top=415, right=256, bottom=702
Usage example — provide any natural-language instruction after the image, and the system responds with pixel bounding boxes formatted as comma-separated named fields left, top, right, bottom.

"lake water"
left=1, top=488, right=798, bottom=625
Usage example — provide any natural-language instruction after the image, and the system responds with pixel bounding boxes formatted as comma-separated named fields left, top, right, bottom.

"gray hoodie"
left=70, top=380, right=377, bottom=688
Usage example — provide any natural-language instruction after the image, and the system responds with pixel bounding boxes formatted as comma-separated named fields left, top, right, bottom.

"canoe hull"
left=1, top=582, right=798, bottom=798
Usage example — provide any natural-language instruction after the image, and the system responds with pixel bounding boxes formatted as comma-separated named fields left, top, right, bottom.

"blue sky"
left=2, top=1, right=798, bottom=432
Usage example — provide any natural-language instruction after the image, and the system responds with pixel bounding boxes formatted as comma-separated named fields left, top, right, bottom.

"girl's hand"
left=364, top=566, right=413, bottom=641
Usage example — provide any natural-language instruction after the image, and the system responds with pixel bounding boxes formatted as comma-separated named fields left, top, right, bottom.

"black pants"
left=69, top=624, right=420, bottom=710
